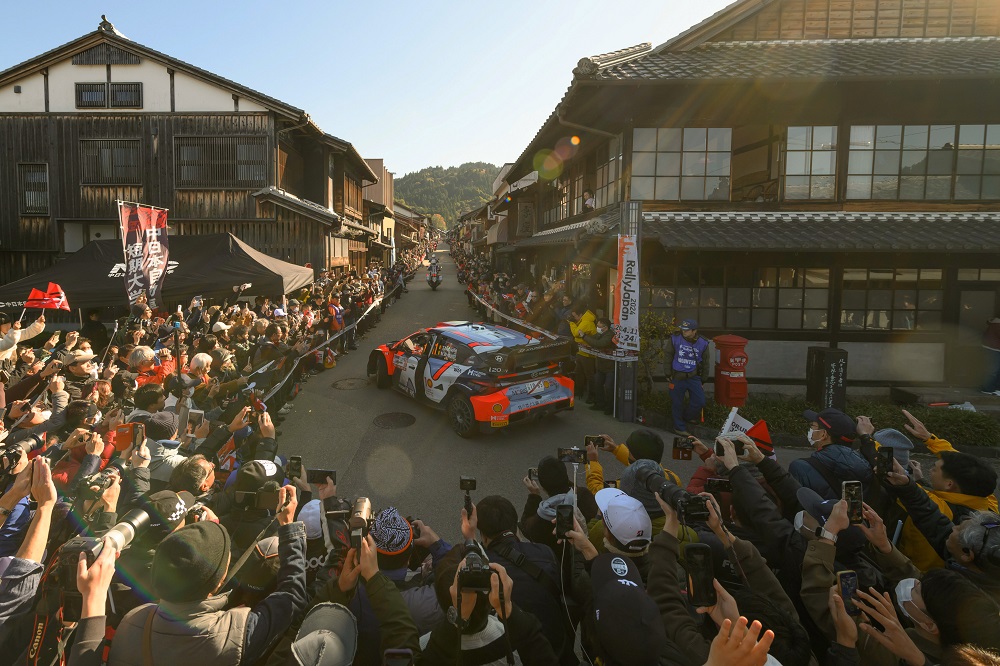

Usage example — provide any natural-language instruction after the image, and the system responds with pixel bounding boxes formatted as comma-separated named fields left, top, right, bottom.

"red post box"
left=714, top=334, right=749, bottom=407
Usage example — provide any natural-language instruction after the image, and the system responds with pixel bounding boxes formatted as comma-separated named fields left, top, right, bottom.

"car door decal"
left=432, top=362, right=453, bottom=380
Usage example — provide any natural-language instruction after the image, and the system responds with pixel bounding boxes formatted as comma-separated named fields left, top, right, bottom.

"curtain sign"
left=118, top=202, right=169, bottom=308
left=614, top=234, right=640, bottom=351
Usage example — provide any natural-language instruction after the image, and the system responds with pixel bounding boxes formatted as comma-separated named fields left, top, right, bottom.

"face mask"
left=895, top=578, right=919, bottom=619
left=806, top=428, right=819, bottom=445
left=596, top=327, right=607, bottom=334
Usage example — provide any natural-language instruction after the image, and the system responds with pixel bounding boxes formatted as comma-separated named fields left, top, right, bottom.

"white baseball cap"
left=595, top=488, right=652, bottom=552
left=212, top=321, right=231, bottom=333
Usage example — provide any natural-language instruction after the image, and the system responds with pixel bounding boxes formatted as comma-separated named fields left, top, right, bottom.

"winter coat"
left=568, top=310, right=597, bottom=358
left=788, top=444, right=873, bottom=501
left=582, top=326, right=615, bottom=372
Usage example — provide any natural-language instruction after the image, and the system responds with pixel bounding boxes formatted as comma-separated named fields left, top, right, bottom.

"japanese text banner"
left=118, top=202, right=169, bottom=308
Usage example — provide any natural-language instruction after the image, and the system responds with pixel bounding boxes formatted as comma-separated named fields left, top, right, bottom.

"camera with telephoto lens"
left=0, top=444, right=22, bottom=478
left=458, top=540, right=493, bottom=592
left=57, top=506, right=152, bottom=621
left=636, top=466, right=710, bottom=523
left=349, top=497, right=373, bottom=550
left=78, top=459, right=127, bottom=500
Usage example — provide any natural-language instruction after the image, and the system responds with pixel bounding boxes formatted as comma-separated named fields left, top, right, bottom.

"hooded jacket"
left=568, top=310, right=597, bottom=358
left=788, top=443, right=873, bottom=501
left=147, top=439, right=187, bottom=491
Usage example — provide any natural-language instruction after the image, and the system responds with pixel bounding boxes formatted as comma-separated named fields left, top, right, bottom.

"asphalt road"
left=280, top=245, right=816, bottom=544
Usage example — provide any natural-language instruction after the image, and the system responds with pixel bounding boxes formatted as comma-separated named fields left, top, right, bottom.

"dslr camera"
left=0, top=444, right=23, bottom=478
left=78, top=459, right=127, bottom=500
left=636, top=466, right=710, bottom=523
left=457, top=540, right=492, bottom=592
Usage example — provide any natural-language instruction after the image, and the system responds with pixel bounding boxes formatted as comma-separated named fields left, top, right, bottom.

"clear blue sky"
left=0, top=0, right=732, bottom=177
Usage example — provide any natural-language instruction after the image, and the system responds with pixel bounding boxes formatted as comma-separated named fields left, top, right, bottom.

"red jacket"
left=51, top=441, right=116, bottom=493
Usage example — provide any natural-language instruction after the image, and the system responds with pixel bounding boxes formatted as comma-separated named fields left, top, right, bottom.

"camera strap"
left=222, top=498, right=290, bottom=588
left=490, top=541, right=562, bottom=600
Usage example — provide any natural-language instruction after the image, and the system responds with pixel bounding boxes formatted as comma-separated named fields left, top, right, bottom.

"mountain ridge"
left=395, top=162, right=501, bottom=229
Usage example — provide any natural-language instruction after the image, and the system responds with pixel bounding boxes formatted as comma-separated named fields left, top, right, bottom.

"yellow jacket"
left=568, top=310, right=597, bottom=358
left=585, top=443, right=682, bottom=496
left=898, top=435, right=1000, bottom=571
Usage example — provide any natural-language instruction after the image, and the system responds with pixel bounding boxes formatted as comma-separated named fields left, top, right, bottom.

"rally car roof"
left=429, top=322, right=537, bottom=348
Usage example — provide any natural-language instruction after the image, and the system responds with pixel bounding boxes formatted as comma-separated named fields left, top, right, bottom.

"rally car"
left=367, top=321, right=575, bottom=437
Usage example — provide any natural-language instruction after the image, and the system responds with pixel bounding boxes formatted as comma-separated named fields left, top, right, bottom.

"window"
left=595, top=135, right=621, bottom=209
left=75, top=82, right=143, bottom=109
left=846, top=124, right=1000, bottom=201
left=80, top=139, right=141, bottom=185
left=345, top=174, right=362, bottom=213
left=642, top=266, right=829, bottom=330
left=840, top=268, right=942, bottom=331
left=174, top=136, right=267, bottom=188
left=958, top=268, right=1000, bottom=281
left=632, top=128, right=731, bottom=201
left=541, top=176, right=569, bottom=227
left=109, top=83, right=143, bottom=108
left=17, top=164, right=49, bottom=215
left=784, top=126, right=837, bottom=200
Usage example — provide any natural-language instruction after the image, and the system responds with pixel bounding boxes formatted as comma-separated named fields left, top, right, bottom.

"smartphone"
left=557, top=447, right=587, bottom=464
left=459, top=476, right=477, bottom=492
left=842, top=480, right=864, bottom=524
left=287, top=456, right=303, bottom=480
left=132, top=422, right=146, bottom=450
left=255, top=489, right=281, bottom=511
left=307, top=468, right=335, bottom=485
left=187, top=409, right=205, bottom=433
left=715, top=438, right=746, bottom=457
left=555, top=503, right=575, bottom=539
left=527, top=467, right=538, bottom=482
left=876, top=446, right=894, bottom=478
left=115, top=423, right=136, bottom=452
left=705, top=478, right=733, bottom=495
left=837, top=570, right=860, bottom=615
left=584, top=435, right=603, bottom=448
left=383, top=649, right=415, bottom=666
left=684, top=543, right=717, bottom=607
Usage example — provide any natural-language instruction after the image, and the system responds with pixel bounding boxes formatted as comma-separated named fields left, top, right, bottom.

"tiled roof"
left=252, top=187, right=339, bottom=226
left=593, top=36, right=1000, bottom=82
left=643, top=210, right=1000, bottom=252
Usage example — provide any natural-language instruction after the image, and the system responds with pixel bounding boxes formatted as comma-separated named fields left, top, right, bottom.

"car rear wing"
left=491, top=338, right=574, bottom=373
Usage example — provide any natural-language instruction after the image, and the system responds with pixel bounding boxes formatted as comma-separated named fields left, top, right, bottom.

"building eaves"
left=596, top=36, right=1000, bottom=82
left=643, top=210, right=1000, bottom=252
left=651, top=0, right=773, bottom=53
left=252, top=187, right=339, bottom=227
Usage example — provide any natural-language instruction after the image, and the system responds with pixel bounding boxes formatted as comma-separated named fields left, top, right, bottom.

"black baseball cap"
left=590, top=553, right=665, bottom=665
left=803, top=407, right=856, bottom=444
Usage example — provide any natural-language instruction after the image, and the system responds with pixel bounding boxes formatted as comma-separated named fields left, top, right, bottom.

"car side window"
left=431, top=338, right=461, bottom=363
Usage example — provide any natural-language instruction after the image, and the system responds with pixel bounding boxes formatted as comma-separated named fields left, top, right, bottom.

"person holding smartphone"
left=790, top=408, right=873, bottom=502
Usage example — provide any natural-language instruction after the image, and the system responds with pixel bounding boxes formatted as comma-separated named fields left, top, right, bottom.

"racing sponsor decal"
left=492, top=403, right=503, bottom=413
left=465, top=369, right=487, bottom=378
left=393, top=354, right=405, bottom=369
left=490, top=415, right=509, bottom=427
left=432, top=362, right=454, bottom=380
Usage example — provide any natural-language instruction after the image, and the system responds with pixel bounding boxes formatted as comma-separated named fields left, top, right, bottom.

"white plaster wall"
left=0, top=72, right=45, bottom=111
left=173, top=70, right=267, bottom=112
left=47, top=60, right=103, bottom=111
left=109, top=59, right=171, bottom=111
left=839, top=341, right=945, bottom=383
left=740, top=339, right=826, bottom=379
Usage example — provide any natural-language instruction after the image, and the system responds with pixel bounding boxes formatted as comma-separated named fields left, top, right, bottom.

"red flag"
left=24, top=284, right=70, bottom=311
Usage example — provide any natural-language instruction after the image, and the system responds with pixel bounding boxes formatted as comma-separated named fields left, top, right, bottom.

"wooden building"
left=501, top=0, right=1000, bottom=388
left=363, top=159, right=396, bottom=268
left=0, top=16, right=377, bottom=285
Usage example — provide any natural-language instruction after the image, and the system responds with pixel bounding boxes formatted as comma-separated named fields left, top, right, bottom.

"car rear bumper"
left=469, top=375, right=575, bottom=428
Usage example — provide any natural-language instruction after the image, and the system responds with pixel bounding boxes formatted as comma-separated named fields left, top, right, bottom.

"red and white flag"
left=24, top=282, right=70, bottom=311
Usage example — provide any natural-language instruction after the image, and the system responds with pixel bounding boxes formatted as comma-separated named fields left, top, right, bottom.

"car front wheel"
left=447, top=393, right=477, bottom=438
left=375, top=356, right=390, bottom=389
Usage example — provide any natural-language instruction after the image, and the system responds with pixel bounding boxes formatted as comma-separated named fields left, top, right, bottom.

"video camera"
left=636, top=466, right=710, bottom=523
left=460, top=477, right=476, bottom=518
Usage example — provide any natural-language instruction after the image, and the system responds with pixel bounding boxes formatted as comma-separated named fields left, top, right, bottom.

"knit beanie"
left=152, top=521, right=232, bottom=602
left=537, top=456, right=571, bottom=496
left=371, top=507, right=412, bottom=570
left=146, top=410, right=180, bottom=442
left=619, top=459, right=666, bottom=515
left=626, top=429, right=664, bottom=463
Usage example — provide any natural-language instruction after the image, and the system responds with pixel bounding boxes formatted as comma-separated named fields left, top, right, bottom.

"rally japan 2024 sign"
left=614, top=234, right=640, bottom=352
left=118, top=202, right=169, bottom=308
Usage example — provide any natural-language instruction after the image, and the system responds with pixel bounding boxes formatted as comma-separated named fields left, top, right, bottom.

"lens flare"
left=570, top=135, right=580, bottom=146
left=533, top=149, right=564, bottom=180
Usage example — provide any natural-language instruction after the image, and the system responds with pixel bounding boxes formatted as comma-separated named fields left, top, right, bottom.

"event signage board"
left=117, top=201, right=169, bottom=308
left=614, top=233, right=640, bottom=352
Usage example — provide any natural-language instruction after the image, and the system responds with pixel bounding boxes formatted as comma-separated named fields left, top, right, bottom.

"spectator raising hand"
left=704, top=617, right=775, bottom=666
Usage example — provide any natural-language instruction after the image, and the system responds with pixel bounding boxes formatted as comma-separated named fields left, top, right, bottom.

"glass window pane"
left=812, top=151, right=836, bottom=175
left=778, top=288, right=803, bottom=308
left=895, top=268, right=918, bottom=284
left=901, top=151, right=927, bottom=174
left=926, top=150, right=954, bottom=175
left=983, top=150, right=1000, bottom=174
left=804, top=310, right=829, bottom=329
left=867, top=310, right=890, bottom=330
left=813, top=126, right=837, bottom=150
left=850, top=125, right=875, bottom=149
left=841, top=310, right=865, bottom=330
left=633, top=128, right=657, bottom=152
left=805, top=269, right=830, bottom=287
left=787, top=126, right=810, bottom=150
left=727, top=288, right=752, bottom=307
left=681, top=176, right=705, bottom=200
left=872, top=174, right=899, bottom=199
left=758, top=268, right=778, bottom=287
left=651, top=287, right=675, bottom=307
left=707, top=128, right=731, bottom=152
left=785, top=176, right=810, bottom=199
left=925, top=176, right=951, bottom=199
left=656, top=152, right=680, bottom=176
left=706, top=153, right=731, bottom=177
left=899, top=176, right=925, bottom=199
left=848, top=151, right=874, bottom=174
left=869, top=268, right=894, bottom=287
left=842, top=289, right=867, bottom=309
left=778, top=310, right=803, bottom=329
left=683, top=128, right=707, bottom=152
left=705, top=177, right=728, bottom=201
left=843, top=268, right=869, bottom=284
left=753, top=288, right=776, bottom=308
left=894, top=289, right=917, bottom=309
left=892, top=311, right=916, bottom=330
left=983, top=176, right=1000, bottom=199
left=928, top=125, right=956, bottom=149
left=751, top=308, right=776, bottom=328
left=960, top=124, right=985, bottom=148
left=955, top=175, right=981, bottom=200
left=678, top=267, right=699, bottom=286
left=631, top=176, right=654, bottom=200
left=654, top=177, right=679, bottom=200
left=957, top=269, right=980, bottom=280
left=902, top=126, right=928, bottom=150
left=876, top=125, right=902, bottom=149
left=786, top=151, right=809, bottom=175
left=920, top=269, right=943, bottom=283
left=868, top=289, right=892, bottom=309
left=811, top=176, right=836, bottom=199
left=874, top=150, right=900, bottom=173
left=727, top=267, right=755, bottom=287
left=919, top=290, right=943, bottom=310
left=846, top=175, right=872, bottom=199
left=727, top=308, right=751, bottom=328
left=917, top=311, right=941, bottom=330
left=677, top=288, right=698, bottom=308
left=632, top=152, right=656, bottom=176
left=804, top=289, right=829, bottom=308
left=987, top=125, right=1000, bottom=146
left=778, top=268, right=800, bottom=287
left=981, top=269, right=1000, bottom=280
left=657, top=128, right=682, bottom=152
left=683, top=152, right=706, bottom=176
left=699, top=308, right=724, bottom=328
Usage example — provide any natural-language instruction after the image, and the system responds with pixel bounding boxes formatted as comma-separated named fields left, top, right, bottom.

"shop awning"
left=487, top=219, right=509, bottom=245
left=643, top=210, right=1000, bottom=253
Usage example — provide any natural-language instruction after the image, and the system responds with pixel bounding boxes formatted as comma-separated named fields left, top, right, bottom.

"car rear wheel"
left=447, top=394, right=477, bottom=438
left=375, top=356, right=390, bottom=389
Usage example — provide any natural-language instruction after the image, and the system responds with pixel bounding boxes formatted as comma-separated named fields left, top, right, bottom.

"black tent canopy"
left=0, top=233, right=315, bottom=311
